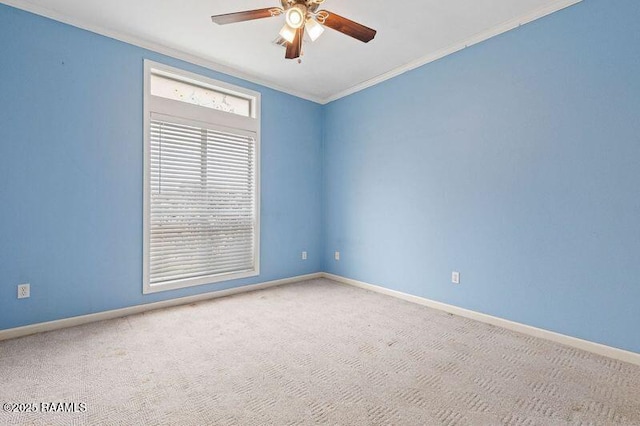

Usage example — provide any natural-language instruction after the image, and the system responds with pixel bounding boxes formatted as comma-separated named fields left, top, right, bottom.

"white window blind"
left=149, top=118, right=256, bottom=284
left=143, top=60, right=260, bottom=294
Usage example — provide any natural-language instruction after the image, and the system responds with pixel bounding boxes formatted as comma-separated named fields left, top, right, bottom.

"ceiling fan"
left=211, top=0, right=377, bottom=61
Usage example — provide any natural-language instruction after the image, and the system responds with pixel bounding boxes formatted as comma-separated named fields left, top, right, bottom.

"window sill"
left=143, top=268, right=260, bottom=294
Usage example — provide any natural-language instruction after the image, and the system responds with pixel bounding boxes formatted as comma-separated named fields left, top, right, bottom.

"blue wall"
left=2, top=0, right=639, bottom=354
left=323, top=0, right=640, bottom=353
left=0, top=4, right=323, bottom=329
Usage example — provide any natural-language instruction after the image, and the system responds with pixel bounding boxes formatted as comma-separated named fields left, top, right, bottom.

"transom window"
left=150, top=73, right=251, bottom=117
left=143, top=60, right=260, bottom=294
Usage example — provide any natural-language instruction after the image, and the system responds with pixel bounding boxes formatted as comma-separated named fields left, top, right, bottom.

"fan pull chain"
left=298, top=28, right=303, bottom=63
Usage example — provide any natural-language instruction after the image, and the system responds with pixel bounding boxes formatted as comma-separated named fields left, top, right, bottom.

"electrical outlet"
left=17, top=283, right=30, bottom=299
left=301, top=251, right=307, bottom=260
left=451, top=271, right=460, bottom=284
left=334, top=251, right=340, bottom=261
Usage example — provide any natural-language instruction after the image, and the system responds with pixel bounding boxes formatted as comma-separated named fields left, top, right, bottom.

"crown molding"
left=0, top=0, right=325, bottom=104
left=2, top=0, right=582, bottom=105
left=322, top=0, right=583, bottom=104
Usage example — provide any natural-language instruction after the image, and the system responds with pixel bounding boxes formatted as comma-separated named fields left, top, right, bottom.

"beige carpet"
left=1, top=278, right=639, bottom=425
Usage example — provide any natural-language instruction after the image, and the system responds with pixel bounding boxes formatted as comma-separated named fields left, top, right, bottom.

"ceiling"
left=3, top=0, right=580, bottom=103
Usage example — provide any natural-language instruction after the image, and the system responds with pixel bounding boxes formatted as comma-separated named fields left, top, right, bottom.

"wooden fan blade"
left=211, top=8, right=282, bottom=25
left=285, top=27, right=304, bottom=59
left=317, top=10, right=376, bottom=43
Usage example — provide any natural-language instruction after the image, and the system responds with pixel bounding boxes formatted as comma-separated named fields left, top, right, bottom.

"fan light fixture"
left=285, top=5, right=306, bottom=29
left=305, top=17, right=324, bottom=42
left=211, top=1, right=377, bottom=61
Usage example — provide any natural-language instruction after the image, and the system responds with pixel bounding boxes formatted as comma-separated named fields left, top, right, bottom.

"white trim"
left=1, top=0, right=582, bottom=105
left=142, top=59, right=261, bottom=295
left=0, top=0, right=324, bottom=104
left=4, top=270, right=638, bottom=367
left=143, top=59, right=151, bottom=294
left=0, top=273, right=322, bottom=342
left=322, top=273, right=640, bottom=367
left=322, top=0, right=583, bottom=104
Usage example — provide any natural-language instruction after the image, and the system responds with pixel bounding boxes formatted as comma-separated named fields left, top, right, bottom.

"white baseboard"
left=0, top=272, right=322, bottom=342
left=322, top=273, right=640, bottom=367
left=5, top=271, right=638, bottom=367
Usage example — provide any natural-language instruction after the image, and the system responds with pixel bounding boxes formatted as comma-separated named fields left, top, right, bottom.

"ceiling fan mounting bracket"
left=281, top=0, right=321, bottom=13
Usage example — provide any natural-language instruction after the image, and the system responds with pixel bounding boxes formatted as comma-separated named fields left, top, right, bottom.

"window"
left=143, top=60, right=260, bottom=294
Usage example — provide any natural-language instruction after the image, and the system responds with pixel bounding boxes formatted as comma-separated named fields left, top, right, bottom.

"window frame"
left=142, top=59, right=261, bottom=295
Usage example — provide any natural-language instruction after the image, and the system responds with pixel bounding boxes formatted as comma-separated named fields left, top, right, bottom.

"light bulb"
left=285, top=6, right=306, bottom=29
left=305, top=17, right=324, bottom=42
left=279, top=24, right=296, bottom=43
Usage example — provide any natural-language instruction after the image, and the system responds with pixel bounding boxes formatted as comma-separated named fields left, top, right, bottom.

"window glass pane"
left=150, top=74, right=251, bottom=117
